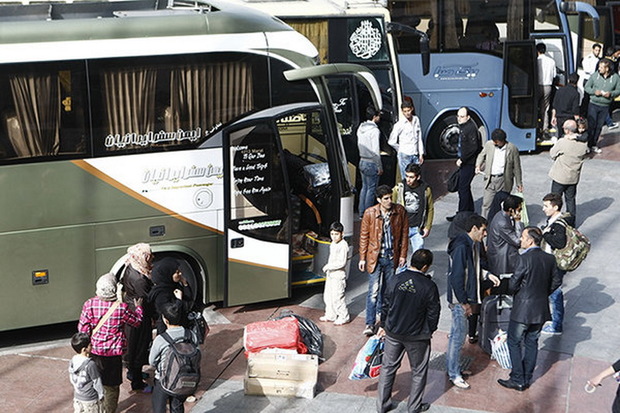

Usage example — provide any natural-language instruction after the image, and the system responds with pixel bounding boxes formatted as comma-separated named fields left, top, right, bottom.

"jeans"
left=507, top=320, right=543, bottom=386
left=587, top=102, right=609, bottom=148
left=446, top=303, right=468, bottom=380
left=458, top=164, right=476, bottom=212
left=549, top=287, right=564, bottom=332
left=397, top=153, right=420, bottom=180
left=551, top=181, right=576, bottom=226
left=359, top=160, right=379, bottom=216
left=377, top=335, right=430, bottom=413
left=406, top=226, right=424, bottom=267
left=365, top=255, right=395, bottom=326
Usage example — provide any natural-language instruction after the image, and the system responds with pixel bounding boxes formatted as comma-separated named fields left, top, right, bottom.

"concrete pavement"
left=1, top=129, right=619, bottom=412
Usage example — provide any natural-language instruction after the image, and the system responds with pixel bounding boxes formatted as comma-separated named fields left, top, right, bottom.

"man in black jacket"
left=447, top=107, right=482, bottom=221
left=376, top=249, right=439, bottom=413
left=486, top=194, right=524, bottom=280
left=498, top=226, right=562, bottom=391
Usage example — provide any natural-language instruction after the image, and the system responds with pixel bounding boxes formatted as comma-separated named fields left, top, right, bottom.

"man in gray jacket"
left=357, top=106, right=383, bottom=217
left=475, top=128, right=523, bottom=219
left=548, top=119, right=588, bottom=226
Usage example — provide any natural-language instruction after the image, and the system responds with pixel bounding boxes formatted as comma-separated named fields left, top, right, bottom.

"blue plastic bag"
left=349, top=335, right=383, bottom=380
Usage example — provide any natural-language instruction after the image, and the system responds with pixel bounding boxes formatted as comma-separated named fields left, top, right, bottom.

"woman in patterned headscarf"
left=121, top=243, right=154, bottom=392
left=78, top=273, right=143, bottom=412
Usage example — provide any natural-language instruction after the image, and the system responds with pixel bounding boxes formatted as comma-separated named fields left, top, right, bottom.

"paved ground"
left=1, top=127, right=619, bottom=412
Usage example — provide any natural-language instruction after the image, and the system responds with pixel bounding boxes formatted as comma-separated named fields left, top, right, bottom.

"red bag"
left=244, top=316, right=308, bottom=356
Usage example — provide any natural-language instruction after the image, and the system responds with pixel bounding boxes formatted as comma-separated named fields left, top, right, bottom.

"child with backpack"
left=68, top=332, right=104, bottom=413
left=149, top=301, right=201, bottom=413
left=319, top=222, right=350, bottom=326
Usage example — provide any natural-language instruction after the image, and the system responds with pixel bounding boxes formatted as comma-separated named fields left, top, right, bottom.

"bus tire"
left=427, top=112, right=486, bottom=159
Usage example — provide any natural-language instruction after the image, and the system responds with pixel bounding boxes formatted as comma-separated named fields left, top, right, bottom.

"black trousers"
left=152, top=380, right=187, bottom=413
left=458, top=164, right=476, bottom=213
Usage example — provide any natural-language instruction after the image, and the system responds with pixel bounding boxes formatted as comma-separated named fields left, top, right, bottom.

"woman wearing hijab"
left=149, top=257, right=193, bottom=335
left=78, top=273, right=143, bottom=413
left=121, top=243, right=154, bottom=392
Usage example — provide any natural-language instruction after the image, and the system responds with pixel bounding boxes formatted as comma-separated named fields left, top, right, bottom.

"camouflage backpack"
left=552, top=219, right=590, bottom=271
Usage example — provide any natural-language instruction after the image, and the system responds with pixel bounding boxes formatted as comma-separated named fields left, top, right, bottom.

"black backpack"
left=159, top=330, right=201, bottom=396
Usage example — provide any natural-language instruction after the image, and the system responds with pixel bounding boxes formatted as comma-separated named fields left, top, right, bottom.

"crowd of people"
left=69, top=243, right=200, bottom=413
left=347, top=97, right=597, bottom=412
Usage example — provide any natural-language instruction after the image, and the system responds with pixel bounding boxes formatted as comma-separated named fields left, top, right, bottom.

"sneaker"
left=451, top=376, right=470, bottom=389
left=609, top=123, right=619, bottom=129
left=592, top=146, right=602, bottom=154
left=541, top=325, right=562, bottom=335
left=319, top=316, right=334, bottom=322
left=334, top=317, right=350, bottom=326
left=468, top=335, right=478, bottom=344
left=363, top=325, right=375, bottom=336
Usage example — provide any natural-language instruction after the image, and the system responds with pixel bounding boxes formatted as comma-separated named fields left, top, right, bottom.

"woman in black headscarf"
left=149, top=257, right=193, bottom=335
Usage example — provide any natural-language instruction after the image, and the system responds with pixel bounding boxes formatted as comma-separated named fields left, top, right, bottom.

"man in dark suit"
left=486, top=194, right=524, bottom=279
left=447, top=107, right=482, bottom=221
left=498, top=226, right=562, bottom=391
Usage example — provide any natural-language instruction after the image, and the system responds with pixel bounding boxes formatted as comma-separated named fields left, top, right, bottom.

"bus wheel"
left=427, top=114, right=460, bottom=159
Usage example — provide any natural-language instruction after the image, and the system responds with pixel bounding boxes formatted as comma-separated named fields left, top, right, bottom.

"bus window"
left=229, top=123, right=288, bottom=243
left=0, top=62, right=88, bottom=162
left=90, top=53, right=270, bottom=155
left=505, top=42, right=537, bottom=129
left=532, top=0, right=561, bottom=32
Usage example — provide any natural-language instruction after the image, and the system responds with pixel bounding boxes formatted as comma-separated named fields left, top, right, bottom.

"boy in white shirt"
left=319, top=222, right=350, bottom=325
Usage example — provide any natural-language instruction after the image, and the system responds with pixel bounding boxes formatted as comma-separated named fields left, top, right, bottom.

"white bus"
left=0, top=0, right=382, bottom=330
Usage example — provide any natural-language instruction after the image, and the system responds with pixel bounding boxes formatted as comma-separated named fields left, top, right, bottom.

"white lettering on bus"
left=104, top=122, right=222, bottom=149
left=142, top=164, right=223, bottom=184
left=432, top=64, right=480, bottom=81
left=237, top=219, right=282, bottom=231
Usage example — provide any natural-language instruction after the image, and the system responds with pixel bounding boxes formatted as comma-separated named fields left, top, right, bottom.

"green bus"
left=0, top=0, right=381, bottom=331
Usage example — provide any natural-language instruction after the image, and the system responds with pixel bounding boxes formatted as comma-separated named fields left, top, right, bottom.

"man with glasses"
left=475, top=128, right=523, bottom=219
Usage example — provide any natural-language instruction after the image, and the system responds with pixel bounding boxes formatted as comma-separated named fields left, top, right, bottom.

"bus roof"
left=0, top=0, right=293, bottom=44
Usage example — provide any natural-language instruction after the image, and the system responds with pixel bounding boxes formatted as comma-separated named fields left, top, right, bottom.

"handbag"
left=187, top=310, right=209, bottom=344
left=447, top=168, right=459, bottom=192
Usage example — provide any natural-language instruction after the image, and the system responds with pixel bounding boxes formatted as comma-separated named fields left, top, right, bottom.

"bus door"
left=224, top=120, right=292, bottom=306
left=502, top=40, right=539, bottom=146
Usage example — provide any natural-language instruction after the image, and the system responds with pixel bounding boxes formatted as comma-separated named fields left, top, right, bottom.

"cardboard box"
left=244, top=376, right=316, bottom=399
left=247, top=352, right=318, bottom=382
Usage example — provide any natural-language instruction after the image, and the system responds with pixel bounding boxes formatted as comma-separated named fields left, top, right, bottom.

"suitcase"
left=478, top=293, right=513, bottom=354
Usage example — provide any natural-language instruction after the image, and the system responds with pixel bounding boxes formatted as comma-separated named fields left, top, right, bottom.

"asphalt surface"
left=1, top=128, right=619, bottom=413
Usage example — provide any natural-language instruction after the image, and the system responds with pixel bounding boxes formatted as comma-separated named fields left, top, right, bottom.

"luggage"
left=159, top=330, right=201, bottom=396
left=479, top=293, right=513, bottom=354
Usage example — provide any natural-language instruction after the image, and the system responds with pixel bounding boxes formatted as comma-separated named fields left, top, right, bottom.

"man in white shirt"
left=388, top=100, right=425, bottom=179
left=537, top=43, right=557, bottom=132
left=582, top=43, right=602, bottom=79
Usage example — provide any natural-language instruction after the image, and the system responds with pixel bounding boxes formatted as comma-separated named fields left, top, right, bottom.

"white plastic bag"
left=490, top=329, right=512, bottom=369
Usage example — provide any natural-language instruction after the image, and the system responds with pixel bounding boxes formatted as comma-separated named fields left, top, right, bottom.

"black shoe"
left=468, top=335, right=478, bottom=344
left=497, top=378, right=525, bottom=391
left=446, top=215, right=455, bottom=222
left=415, top=403, right=430, bottom=413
